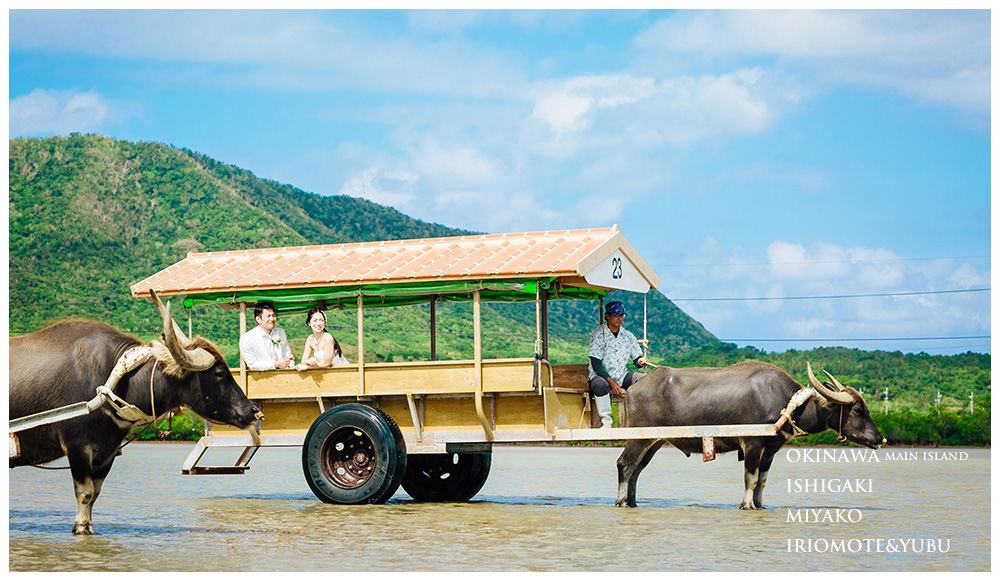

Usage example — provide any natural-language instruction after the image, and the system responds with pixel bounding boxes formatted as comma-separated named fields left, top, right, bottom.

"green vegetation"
left=786, top=407, right=991, bottom=447
left=668, top=343, right=990, bottom=412
left=8, top=133, right=718, bottom=361
left=127, top=409, right=206, bottom=442
left=9, top=134, right=989, bottom=445
left=661, top=343, right=991, bottom=447
left=9, top=134, right=467, bottom=337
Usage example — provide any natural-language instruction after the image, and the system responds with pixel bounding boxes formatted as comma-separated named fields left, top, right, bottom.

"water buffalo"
left=9, top=291, right=260, bottom=534
left=615, top=361, right=885, bottom=509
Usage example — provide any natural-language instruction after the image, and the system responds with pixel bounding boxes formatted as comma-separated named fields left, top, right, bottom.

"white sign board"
left=583, top=249, right=650, bottom=293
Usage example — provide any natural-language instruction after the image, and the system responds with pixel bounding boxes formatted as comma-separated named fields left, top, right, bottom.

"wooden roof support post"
left=640, top=292, right=650, bottom=362
left=239, top=303, right=247, bottom=394
left=472, top=289, right=494, bottom=441
left=540, top=286, right=549, bottom=361
left=357, top=294, right=365, bottom=396
left=429, top=295, right=437, bottom=362
left=535, top=283, right=542, bottom=357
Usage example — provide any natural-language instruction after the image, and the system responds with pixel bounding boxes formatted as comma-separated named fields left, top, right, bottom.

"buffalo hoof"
left=72, top=523, right=95, bottom=535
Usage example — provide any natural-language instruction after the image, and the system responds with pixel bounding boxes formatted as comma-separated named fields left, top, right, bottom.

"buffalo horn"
left=152, top=290, right=216, bottom=371
left=150, top=289, right=193, bottom=345
left=823, top=369, right=850, bottom=393
left=806, top=362, right=854, bottom=405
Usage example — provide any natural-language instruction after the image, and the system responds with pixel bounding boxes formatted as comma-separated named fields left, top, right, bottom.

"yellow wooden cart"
left=130, top=226, right=777, bottom=504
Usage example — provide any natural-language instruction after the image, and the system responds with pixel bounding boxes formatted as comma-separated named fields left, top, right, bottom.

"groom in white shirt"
left=239, top=301, right=293, bottom=371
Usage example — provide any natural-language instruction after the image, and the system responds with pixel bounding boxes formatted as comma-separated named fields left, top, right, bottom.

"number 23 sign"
left=584, top=249, right=650, bottom=293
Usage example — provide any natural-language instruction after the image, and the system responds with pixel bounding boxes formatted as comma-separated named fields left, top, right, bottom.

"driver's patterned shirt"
left=587, top=324, right=643, bottom=384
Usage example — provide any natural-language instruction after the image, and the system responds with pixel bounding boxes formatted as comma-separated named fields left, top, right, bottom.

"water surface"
left=8, top=444, right=990, bottom=571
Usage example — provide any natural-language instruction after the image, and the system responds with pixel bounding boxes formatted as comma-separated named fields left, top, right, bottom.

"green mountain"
left=9, top=134, right=989, bottom=429
left=8, top=134, right=718, bottom=365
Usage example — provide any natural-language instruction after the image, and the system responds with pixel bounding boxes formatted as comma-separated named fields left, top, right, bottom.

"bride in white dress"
left=295, top=307, right=349, bottom=371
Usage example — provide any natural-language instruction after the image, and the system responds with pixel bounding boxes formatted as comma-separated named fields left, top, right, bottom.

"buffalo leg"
left=68, top=450, right=114, bottom=535
left=615, top=439, right=664, bottom=507
left=740, top=439, right=785, bottom=509
left=740, top=444, right=766, bottom=510
left=71, top=476, right=99, bottom=535
left=752, top=451, right=778, bottom=509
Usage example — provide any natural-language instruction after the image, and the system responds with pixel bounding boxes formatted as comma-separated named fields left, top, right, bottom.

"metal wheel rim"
left=411, top=455, right=458, bottom=482
left=321, top=425, right=379, bottom=490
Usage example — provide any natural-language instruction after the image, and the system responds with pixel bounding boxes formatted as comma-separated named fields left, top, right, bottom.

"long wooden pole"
left=239, top=303, right=247, bottom=393
left=473, top=290, right=493, bottom=441
left=357, top=294, right=365, bottom=396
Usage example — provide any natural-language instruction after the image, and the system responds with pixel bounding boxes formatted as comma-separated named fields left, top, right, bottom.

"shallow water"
left=8, top=444, right=990, bottom=571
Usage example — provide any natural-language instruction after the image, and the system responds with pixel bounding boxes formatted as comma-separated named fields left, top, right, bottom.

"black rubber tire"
left=401, top=452, right=492, bottom=502
left=301, top=404, right=407, bottom=504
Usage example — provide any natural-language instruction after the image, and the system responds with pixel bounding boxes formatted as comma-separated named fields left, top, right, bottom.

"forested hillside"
left=9, top=134, right=989, bottom=425
left=8, top=134, right=716, bottom=364
left=671, top=344, right=990, bottom=411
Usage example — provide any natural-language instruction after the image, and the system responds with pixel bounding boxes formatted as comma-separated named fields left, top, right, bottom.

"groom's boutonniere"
left=270, top=336, right=283, bottom=345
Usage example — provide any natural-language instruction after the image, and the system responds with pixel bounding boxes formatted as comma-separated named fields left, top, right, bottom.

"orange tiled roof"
left=130, top=226, right=658, bottom=299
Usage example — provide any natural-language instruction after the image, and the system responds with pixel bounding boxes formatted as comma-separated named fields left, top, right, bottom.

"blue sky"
left=7, top=9, right=992, bottom=355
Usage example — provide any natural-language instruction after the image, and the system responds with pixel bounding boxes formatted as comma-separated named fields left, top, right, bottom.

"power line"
left=721, top=336, right=990, bottom=342
left=655, top=254, right=991, bottom=268
left=671, top=288, right=990, bottom=302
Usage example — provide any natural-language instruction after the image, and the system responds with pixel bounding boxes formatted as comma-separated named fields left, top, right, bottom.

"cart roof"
left=130, top=225, right=659, bottom=312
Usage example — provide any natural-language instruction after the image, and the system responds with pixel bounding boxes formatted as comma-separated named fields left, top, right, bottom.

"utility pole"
left=884, top=387, right=889, bottom=414
left=935, top=391, right=942, bottom=407
left=970, top=392, right=975, bottom=413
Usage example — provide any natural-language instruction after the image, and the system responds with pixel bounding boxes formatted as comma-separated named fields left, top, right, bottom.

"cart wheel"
left=301, top=404, right=407, bottom=504
left=401, top=453, right=492, bottom=502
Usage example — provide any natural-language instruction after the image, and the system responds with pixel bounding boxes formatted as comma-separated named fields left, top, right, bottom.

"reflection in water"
left=9, top=444, right=990, bottom=571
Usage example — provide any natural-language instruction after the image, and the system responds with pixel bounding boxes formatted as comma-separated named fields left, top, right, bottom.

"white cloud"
left=529, top=69, right=771, bottom=156
left=9, top=88, right=133, bottom=137
left=946, top=263, right=989, bottom=289
left=10, top=11, right=527, bottom=99
left=425, top=189, right=564, bottom=234
left=666, top=239, right=990, bottom=351
left=337, top=166, right=418, bottom=209
left=531, top=75, right=654, bottom=135
left=407, top=140, right=500, bottom=189
left=634, top=10, right=989, bottom=119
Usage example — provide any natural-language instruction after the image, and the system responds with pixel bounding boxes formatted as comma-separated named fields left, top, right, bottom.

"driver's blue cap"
left=605, top=301, right=625, bottom=316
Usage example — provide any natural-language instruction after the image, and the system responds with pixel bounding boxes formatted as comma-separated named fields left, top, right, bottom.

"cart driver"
left=588, top=300, right=647, bottom=428
left=240, top=301, right=293, bottom=370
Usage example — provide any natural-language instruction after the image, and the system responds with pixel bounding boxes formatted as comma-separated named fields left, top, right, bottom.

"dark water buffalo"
left=9, top=291, right=260, bottom=534
left=616, top=361, right=885, bottom=509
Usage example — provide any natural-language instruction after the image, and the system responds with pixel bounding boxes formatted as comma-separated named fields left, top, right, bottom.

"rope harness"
left=774, top=386, right=851, bottom=441
left=96, top=345, right=156, bottom=423
left=836, top=404, right=848, bottom=443
left=21, top=345, right=168, bottom=469
left=774, top=387, right=815, bottom=438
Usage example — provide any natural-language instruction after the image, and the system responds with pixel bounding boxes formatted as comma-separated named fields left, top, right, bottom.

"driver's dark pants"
left=588, top=372, right=641, bottom=397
